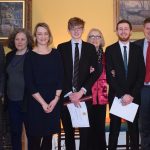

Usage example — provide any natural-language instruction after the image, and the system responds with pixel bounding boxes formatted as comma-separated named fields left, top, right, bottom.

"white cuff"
left=64, top=91, right=72, bottom=98
left=81, top=87, right=87, bottom=95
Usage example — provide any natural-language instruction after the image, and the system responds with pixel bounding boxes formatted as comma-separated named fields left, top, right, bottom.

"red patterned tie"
left=145, top=41, right=150, bottom=82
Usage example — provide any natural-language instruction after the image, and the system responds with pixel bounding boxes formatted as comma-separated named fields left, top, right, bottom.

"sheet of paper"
left=67, top=102, right=90, bottom=128
left=110, top=97, right=139, bottom=122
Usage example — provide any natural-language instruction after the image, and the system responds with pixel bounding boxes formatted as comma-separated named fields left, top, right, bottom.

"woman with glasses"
left=87, top=28, right=108, bottom=150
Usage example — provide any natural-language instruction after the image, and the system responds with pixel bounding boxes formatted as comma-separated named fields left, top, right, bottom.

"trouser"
left=29, top=135, right=52, bottom=150
left=89, top=104, right=106, bottom=150
left=61, top=102, right=92, bottom=150
left=8, top=100, right=28, bottom=150
left=108, top=110, right=139, bottom=150
left=139, top=86, right=150, bottom=150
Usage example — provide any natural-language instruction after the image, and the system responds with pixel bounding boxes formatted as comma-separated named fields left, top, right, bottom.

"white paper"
left=67, top=102, right=90, bottom=128
left=110, top=97, right=139, bottom=122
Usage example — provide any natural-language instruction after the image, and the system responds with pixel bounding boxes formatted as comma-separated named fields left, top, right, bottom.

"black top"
left=4, top=50, right=27, bottom=110
left=7, top=54, right=25, bottom=101
left=24, top=49, right=63, bottom=136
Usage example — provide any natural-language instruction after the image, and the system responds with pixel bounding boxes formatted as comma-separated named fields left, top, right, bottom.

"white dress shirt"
left=119, top=41, right=130, bottom=65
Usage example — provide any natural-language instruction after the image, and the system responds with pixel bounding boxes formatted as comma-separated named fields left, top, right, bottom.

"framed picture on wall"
left=0, top=0, right=32, bottom=45
left=113, top=0, right=150, bottom=31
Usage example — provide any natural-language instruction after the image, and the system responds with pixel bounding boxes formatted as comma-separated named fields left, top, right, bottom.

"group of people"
left=0, top=16, right=149, bottom=150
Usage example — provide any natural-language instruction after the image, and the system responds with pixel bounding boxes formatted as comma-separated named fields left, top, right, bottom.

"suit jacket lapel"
left=116, top=42, right=127, bottom=78
left=141, top=39, right=145, bottom=49
left=80, top=41, right=86, bottom=64
left=67, top=41, right=73, bottom=79
left=138, top=38, right=145, bottom=49
left=128, top=42, right=134, bottom=78
left=116, top=42, right=125, bottom=69
left=78, top=41, right=86, bottom=80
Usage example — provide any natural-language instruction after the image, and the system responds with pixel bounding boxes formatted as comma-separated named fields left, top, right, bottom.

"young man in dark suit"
left=57, top=17, right=99, bottom=150
left=134, top=18, right=150, bottom=150
left=105, top=20, right=145, bottom=150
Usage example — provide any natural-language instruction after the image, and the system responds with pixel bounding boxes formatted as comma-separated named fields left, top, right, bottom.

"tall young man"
left=134, top=18, right=150, bottom=150
left=105, top=19, right=145, bottom=150
left=58, top=17, right=99, bottom=150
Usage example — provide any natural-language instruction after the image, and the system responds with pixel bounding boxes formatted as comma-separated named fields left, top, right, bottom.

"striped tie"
left=72, top=43, right=79, bottom=91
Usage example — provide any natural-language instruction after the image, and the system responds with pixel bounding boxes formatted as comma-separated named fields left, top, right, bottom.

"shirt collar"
left=71, top=39, right=82, bottom=45
left=119, top=41, right=129, bottom=49
left=144, top=38, right=150, bottom=45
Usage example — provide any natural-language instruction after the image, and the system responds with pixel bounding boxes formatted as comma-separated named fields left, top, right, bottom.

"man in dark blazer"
left=57, top=17, right=99, bottom=150
left=0, top=43, right=5, bottom=97
left=0, top=42, right=5, bottom=144
left=105, top=19, right=145, bottom=150
left=134, top=17, right=150, bottom=150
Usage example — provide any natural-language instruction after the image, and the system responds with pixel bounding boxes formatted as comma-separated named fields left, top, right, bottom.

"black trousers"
left=108, top=111, right=139, bottom=150
left=8, top=100, right=28, bottom=150
left=89, top=104, right=107, bottom=150
left=29, top=135, right=52, bottom=150
left=61, top=102, right=92, bottom=150
left=139, top=86, right=150, bottom=150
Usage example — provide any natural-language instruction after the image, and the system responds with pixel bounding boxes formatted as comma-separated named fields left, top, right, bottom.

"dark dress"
left=24, top=49, right=63, bottom=136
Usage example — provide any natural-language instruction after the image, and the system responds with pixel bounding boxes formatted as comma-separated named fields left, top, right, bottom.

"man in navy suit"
left=58, top=17, right=99, bottom=150
left=105, top=20, right=145, bottom=150
left=134, top=18, right=150, bottom=150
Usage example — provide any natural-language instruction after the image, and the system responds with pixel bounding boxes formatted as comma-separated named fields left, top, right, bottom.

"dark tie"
left=145, top=42, right=150, bottom=82
left=72, top=43, right=79, bottom=91
left=123, top=46, right=128, bottom=78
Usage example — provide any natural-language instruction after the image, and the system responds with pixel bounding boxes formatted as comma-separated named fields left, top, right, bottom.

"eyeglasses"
left=89, top=35, right=101, bottom=39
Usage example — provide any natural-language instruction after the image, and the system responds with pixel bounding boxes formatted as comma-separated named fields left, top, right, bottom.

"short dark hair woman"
left=5, top=28, right=33, bottom=150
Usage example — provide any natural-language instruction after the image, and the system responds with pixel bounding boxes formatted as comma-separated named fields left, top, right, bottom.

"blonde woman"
left=24, top=23, right=63, bottom=150
left=87, top=28, right=108, bottom=150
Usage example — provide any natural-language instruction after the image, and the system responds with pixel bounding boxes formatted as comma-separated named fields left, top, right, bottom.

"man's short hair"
left=116, top=19, right=132, bottom=30
left=68, top=17, right=85, bottom=30
left=144, top=17, right=150, bottom=26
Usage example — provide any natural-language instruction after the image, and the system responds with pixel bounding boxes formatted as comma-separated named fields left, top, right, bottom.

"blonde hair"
left=33, top=22, right=53, bottom=46
left=87, top=28, right=105, bottom=47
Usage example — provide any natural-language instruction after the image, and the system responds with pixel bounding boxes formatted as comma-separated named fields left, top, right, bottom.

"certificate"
left=110, top=97, right=139, bottom=122
left=67, top=102, right=90, bottom=128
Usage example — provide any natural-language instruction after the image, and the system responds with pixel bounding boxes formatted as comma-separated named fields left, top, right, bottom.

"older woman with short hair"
left=5, top=28, right=33, bottom=150
left=87, top=28, right=108, bottom=150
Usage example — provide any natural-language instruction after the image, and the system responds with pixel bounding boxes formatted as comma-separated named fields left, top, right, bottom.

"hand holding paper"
left=110, top=97, right=139, bottom=122
left=121, top=94, right=133, bottom=106
left=67, top=102, right=90, bottom=128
